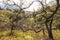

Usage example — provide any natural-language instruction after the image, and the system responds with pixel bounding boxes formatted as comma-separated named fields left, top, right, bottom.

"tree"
left=2, top=0, right=34, bottom=35
left=37, top=0, right=60, bottom=40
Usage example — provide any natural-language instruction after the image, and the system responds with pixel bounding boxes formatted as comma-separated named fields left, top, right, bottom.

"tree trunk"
left=48, top=29, right=54, bottom=40
left=42, top=28, right=45, bottom=35
left=45, top=20, right=54, bottom=40
left=10, top=22, right=14, bottom=35
left=48, top=17, right=54, bottom=40
left=11, top=25, right=14, bottom=34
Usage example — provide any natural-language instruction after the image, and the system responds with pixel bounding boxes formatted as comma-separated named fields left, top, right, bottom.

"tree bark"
left=45, top=18, right=54, bottom=40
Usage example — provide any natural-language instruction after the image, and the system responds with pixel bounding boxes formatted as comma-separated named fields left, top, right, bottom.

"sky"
left=12, top=0, right=52, bottom=11
left=0, top=0, right=55, bottom=11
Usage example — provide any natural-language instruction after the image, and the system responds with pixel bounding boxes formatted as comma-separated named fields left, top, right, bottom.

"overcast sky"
left=0, top=0, right=55, bottom=11
left=12, top=0, right=52, bottom=11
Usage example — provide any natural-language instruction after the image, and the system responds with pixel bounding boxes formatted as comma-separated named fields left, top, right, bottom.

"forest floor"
left=0, top=30, right=60, bottom=40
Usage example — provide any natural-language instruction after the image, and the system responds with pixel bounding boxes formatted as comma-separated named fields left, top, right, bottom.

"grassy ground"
left=0, top=30, right=60, bottom=40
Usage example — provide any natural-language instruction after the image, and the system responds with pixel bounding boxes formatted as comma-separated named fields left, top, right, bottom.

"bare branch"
left=22, top=1, right=34, bottom=9
left=38, top=0, right=59, bottom=19
left=47, top=0, right=59, bottom=19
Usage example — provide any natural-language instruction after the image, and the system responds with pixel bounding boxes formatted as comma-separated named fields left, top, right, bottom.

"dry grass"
left=0, top=30, right=60, bottom=40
